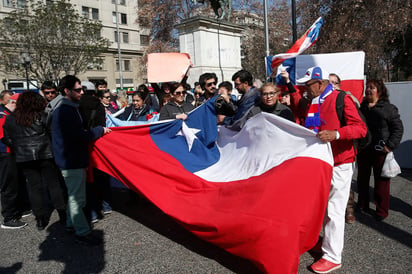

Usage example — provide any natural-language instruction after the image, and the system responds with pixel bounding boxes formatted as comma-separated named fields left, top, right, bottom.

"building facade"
left=0, top=0, right=149, bottom=91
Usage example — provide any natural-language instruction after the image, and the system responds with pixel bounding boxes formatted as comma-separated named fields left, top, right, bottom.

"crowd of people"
left=0, top=67, right=404, bottom=273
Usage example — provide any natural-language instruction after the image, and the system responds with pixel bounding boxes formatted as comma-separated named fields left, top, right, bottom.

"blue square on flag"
left=275, top=58, right=296, bottom=85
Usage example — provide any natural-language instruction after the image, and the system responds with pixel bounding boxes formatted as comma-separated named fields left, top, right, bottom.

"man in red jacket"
left=297, top=67, right=367, bottom=273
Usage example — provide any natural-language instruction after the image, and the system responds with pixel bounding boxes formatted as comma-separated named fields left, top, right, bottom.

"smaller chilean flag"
left=271, top=17, right=323, bottom=69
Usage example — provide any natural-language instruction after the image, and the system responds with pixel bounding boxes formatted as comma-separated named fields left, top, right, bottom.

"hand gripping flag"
left=91, top=98, right=334, bottom=273
left=271, top=17, right=323, bottom=70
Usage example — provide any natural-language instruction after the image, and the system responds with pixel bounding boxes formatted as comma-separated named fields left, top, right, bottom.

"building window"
left=116, top=60, right=131, bottom=72
left=92, top=8, right=99, bottom=20
left=17, top=0, right=26, bottom=8
left=112, top=12, right=117, bottom=23
left=116, top=79, right=133, bottom=84
left=82, top=6, right=89, bottom=19
left=122, top=32, right=129, bottom=44
left=120, top=13, right=127, bottom=24
left=112, top=0, right=126, bottom=5
left=3, top=0, right=13, bottom=7
left=124, top=60, right=130, bottom=71
left=87, top=58, right=104, bottom=71
left=87, top=61, right=94, bottom=70
left=114, top=31, right=118, bottom=43
left=140, top=35, right=149, bottom=46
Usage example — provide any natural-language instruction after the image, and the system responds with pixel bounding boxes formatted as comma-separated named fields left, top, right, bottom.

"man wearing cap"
left=52, top=75, right=111, bottom=245
left=296, top=67, right=366, bottom=273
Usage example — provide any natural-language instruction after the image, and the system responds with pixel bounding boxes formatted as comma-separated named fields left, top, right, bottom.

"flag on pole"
left=271, top=17, right=323, bottom=70
left=91, top=99, right=334, bottom=273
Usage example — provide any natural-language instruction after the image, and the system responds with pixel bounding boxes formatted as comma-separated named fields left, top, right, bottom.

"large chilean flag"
left=91, top=99, right=334, bottom=273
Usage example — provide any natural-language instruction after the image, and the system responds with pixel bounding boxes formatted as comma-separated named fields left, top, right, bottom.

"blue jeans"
left=61, top=168, right=90, bottom=236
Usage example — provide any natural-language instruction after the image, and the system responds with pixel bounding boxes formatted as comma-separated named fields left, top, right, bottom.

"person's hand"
left=217, top=114, right=225, bottom=124
left=383, top=145, right=391, bottom=153
left=176, top=113, right=188, bottom=120
left=317, top=130, right=337, bottom=143
left=280, top=70, right=290, bottom=83
left=103, top=127, right=112, bottom=134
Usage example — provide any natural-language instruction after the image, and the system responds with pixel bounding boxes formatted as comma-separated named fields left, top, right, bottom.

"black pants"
left=19, top=159, right=67, bottom=220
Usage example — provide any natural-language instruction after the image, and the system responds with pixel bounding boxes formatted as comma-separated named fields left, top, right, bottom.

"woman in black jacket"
left=159, top=83, right=195, bottom=121
left=3, top=92, right=67, bottom=230
left=356, top=80, right=403, bottom=221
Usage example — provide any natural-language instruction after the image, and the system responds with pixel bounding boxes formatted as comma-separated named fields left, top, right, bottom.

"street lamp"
left=21, top=52, right=31, bottom=91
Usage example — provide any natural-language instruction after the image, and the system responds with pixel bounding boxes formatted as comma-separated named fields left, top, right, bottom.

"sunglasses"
left=174, top=91, right=186, bottom=96
left=71, top=88, right=83, bottom=93
left=44, top=91, right=56, bottom=95
left=206, top=82, right=216, bottom=87
left=103, top=96, right=110, bottom=99
left=195, top=92, right=202, bottom=95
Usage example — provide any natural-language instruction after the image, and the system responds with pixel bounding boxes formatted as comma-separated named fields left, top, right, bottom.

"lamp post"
left=21, top=52, right=31, bottom=91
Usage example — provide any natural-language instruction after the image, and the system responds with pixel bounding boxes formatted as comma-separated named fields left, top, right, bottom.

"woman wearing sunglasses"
left=159, top=83, right=194, bottom=121
left=356, top=79, right=403, bottom=221
left=120, top=91, right=152, bottom=121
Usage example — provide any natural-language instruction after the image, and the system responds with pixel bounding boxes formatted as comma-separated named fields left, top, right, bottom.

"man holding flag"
left=296, top=66, right=366, bottom=273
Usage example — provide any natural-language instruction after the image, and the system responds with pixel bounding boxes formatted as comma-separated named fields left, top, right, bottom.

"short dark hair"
left=0, top=90, right=13, bottom=100
left=199, top=73, right=218, bottom=90
left=232, top=69, right=253, bottom=86
left=58, top=75, right=80, bottom=95
left=170, top=82, right=185, bottom=94
left=40, top=80, right=57, bottom=91
left=95, top=79, right=107, bottom=88
left=218, top=81, right=233, bottom=91
left=96, top=89, right=110, bottom=99
left=132, top=91, right=145, bottom=100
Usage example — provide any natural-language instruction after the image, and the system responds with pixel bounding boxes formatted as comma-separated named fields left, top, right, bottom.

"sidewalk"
left=1, top=170, right=411, bottom=273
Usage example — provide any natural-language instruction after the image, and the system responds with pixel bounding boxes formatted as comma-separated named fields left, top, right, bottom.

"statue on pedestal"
left=191, top=0, right=232, bottom=21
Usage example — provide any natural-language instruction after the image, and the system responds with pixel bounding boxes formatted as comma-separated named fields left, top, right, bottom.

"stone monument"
left=175, top=15, right=244, bottom=85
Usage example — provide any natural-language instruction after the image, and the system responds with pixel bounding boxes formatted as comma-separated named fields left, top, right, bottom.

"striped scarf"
left=304, top=84, right=334, bottom=133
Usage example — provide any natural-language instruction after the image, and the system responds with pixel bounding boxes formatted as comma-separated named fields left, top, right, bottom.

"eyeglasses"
left=103, top=96, right=111, bottom=99
left=71, top=88, right=83, bottom=93
left=206, top=82, right=216, bottom=87
left=44, top=91, right=56, bottom=95
left=174, top=91, right=186, bottom=96
left=195, top=92, right=202, bottom=96
left=262, top=91, right=278, bottom=97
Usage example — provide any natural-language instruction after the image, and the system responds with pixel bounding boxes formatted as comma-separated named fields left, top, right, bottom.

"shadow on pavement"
left=38, top=222, right=105, bottom=274
left=0, top=262, right=22, bottom=274
left=111, top=188, right=262, bottom=274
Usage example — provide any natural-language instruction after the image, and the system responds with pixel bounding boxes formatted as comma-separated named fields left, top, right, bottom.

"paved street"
left=1, top=169, right=411, bottom=273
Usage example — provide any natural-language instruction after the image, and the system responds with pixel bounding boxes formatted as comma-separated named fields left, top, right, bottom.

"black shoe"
left=75, top=234, right=102, bottom=246
left=65, top=226, right=75, bottom=233
left=1, top=219, right=28, bottom=229
left=36, top=217, right=49, bottom=231
left=375, top=214, right=386, bottom=222
left=20, top=210, right=33, bottom=218
left=57, top=209, right=67, bottom=226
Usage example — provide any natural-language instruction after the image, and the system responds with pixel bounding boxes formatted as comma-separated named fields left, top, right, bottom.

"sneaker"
left=91, top=217, right=99, bottom=224
left=75, top=234, right=102, bottom=246
left=21, top=210, right=32, bottom=218
left=103, top=209, right=112, bottom=215
left=1, top=219, right=28, bottom=229
left=311, top=258, right=341, bottom=274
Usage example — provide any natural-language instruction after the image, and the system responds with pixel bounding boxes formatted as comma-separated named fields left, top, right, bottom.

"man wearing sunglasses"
left=51, top=75, right=111, bottom=246
left=40, top=81, right=58, bottom=102
left=198, top=72, right=218, bottom=105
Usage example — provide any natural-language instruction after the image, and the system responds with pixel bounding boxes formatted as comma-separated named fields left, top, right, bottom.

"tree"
left=297, top=0, right=412, bottom=80
left=0, top=0, right=110, bottom=85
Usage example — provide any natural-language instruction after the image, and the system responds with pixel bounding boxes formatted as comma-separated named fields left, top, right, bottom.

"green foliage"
left=0, top=0, right=110, bottom=84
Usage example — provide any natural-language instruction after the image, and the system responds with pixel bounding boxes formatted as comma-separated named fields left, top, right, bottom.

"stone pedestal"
left=175, top=16, right=244, bottom=85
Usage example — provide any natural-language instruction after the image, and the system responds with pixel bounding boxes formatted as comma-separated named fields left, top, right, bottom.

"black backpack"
left=335, top=90, right=371, bottom=153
